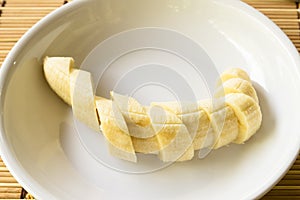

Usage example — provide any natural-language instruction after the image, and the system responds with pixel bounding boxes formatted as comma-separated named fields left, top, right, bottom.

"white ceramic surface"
left=0, top=0, right=300, bottom=199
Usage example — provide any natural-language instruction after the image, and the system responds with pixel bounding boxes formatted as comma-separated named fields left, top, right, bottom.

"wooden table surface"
left=0, top=0, right=299, bottom=199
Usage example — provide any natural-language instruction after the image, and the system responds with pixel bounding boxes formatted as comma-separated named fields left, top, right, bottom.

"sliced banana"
left=111, top=92, right=150, bottom=126
left=111, top=92, right=156, bottom=138
left=43, top=56, right=73, bottom=105
left=193, top=110, right=212, bottom=150
left=225, top=93, right=262, bottom=144
left=70, top=69, right=100, bottom=132
left=215, top=78, right=258, bottom=103
left=95, top=98, right=137, bottom=162
left=218, top=68, right=251, bottom=84
left=210, top=105, right=239, bottom=149
left=131, top=135, right=160, bottom=154
left=151, top=101, right=200, bottom=138
left=149, top=105, right=194, bottom=162
left=43, top=57, right=262, bottom=162
left=151, top=101, right=209, bottom=151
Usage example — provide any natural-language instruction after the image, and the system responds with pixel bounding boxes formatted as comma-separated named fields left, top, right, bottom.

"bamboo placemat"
left=0, top=0, right=299, bottom=199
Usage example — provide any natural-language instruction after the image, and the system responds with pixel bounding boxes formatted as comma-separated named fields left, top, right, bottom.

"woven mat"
left=0, top=0, right=299, bottom=199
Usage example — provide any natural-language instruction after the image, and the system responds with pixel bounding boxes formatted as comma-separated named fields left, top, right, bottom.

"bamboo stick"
left=6, top=3, right=63, bottom=7
left=0, top=160, right=5, bottom=166
left=283, top=174, right=300, bottom=180
left=0, top=27, right=28, bottom=31
left=291, top=165, right=300, bottom=170
left=0, top=29, right=27, bottom=33
left=0, top=177, right=18, bottom=183
left=0, top=16, right=43, bottom=20
left=1, top=13, right=53, bottom=17
left=0, top=39, right=18, bottom=42
left=277, top=24, right=300, bottom=29
left=277, top=179, right=300, bottom=186
left=266, top=15, right=298, bottom=19
left=287, top=170, right=300, bottom=175
left=0, top=171, right=16, bottom=177
left=289, top=38, right=300, bottom=42
left=262, top=197, right=300, bottom=200
left=283, top=29, right=300, bottom=33
left=258, top=8, right=298, bottom=12
left=287, top=35, right=300, bottom=40
left=0, top=187, right=21, bottom=193
left=0, top=183, right=21, bottom=188
left=1, top=11, right=56, bottom=15
left=0, top=35, right=25, bottom=39
left=272, top=19, right=300, bottom=22
left=283, top=32, right=300, bottom=37
left=0, top=46, right=13, bottom=52
left=0, top=7, right=58, bottom=10
left=250, top=5, right=296, bottom=9
left=244, top=0, right=296, bottom=3
left=0, top=35, right=20, bottom=40
left=0, top=42, right=15, bottom=47
left=0, top=167, right=9, bottom=172
left=274, top=186, right=300, bottom=190
left=0, top=193, right=21, bottom=199
left=0, top=19, right=41, bottom=24
left=246, top=4, right=296, bottom=7
left=266, top=189, right=300, bottom=196
left=0, top=55, right=8, bottom=60
left=6, top=0, right=63, bottom=2
left=0, top=24, right=35, bottom=28
left=273, top=21, right=299, bottom=25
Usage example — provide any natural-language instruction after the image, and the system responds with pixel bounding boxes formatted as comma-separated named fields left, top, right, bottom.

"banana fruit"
left=43, top=57, right=262, bottom=162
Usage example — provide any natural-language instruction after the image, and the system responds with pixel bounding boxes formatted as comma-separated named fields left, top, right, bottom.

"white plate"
left=0, top=0, right=300, bottom=199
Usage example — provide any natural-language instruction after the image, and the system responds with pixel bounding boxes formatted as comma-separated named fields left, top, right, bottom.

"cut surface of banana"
left=43, top=57, right=262, bottom=162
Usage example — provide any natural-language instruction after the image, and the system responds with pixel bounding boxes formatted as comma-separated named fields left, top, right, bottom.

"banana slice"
left=215, top=78, right=258, bottom=103
left=151, top=101, right=199, bottom=137
left=111, top=92, right=156, bottom=138
left=149, top=105, right=194, bottom=162
left=43, top=57, right=73, bottom=105
left=70, top=69, right=100, bottom=132
left=193, top=110, right=212, bottom=150
left=198, top=99, right=239, bottom=149
left=95, top=98, right=137, bottom=162
left=218, top=68, right=251, bottom=84
left=151, top=101, right=209, bottom=150
left=131, top=135, right=160, bottom=154
left=225, top=93, right=262, bottom=144
left=210, top=105, right=238, bottom=149
left=111, top=92, right=150, bottom=126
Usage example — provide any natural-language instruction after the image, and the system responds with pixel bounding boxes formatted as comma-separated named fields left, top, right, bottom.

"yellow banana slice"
left=215, top=78, right=258, bottom=103
left=210, top=105, right=238, bottom=149
left=131, top=135, right=160, bottom=154
left=43, top=57, right=73, bottom=105
left=111, top=92, right=155, bottom=138
left=225, top=93, right=262, bottom=144
left=218, top=68, right=251, bottom=84
left=149, top=105, right=194, bottom=162
left=151, top=101, right=210, bottom=150
left=95, top=98, right=137, bottom=162
left=111, top=91, right=150, bottom=126
left=70, top=69, right=100, bottom=132
left=198, top=99, right=239, bottom=149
